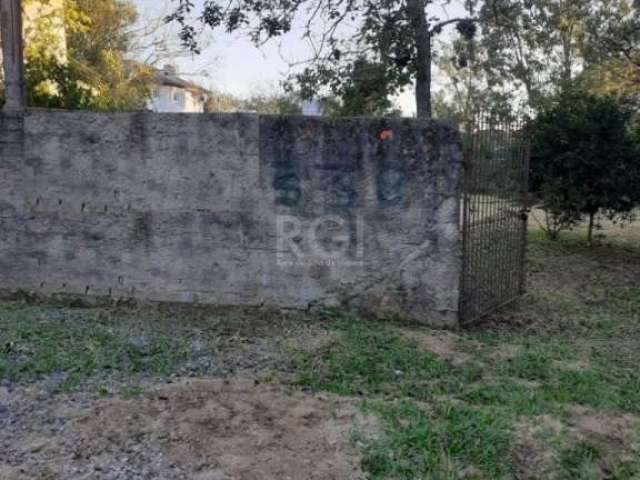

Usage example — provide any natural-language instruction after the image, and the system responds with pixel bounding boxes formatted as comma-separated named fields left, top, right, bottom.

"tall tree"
left=479, top=0, right=589, bottom=111
left=582, top=0, right=640, bottom=103
left=0, top=0, right=26, bottom=109
left=432, top=38, right=513, bottom=125
left=167, top=0, right=479, bottom=118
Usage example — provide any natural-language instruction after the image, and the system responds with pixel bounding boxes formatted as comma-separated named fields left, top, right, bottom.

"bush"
left=530, top=90, right=640, bottom=242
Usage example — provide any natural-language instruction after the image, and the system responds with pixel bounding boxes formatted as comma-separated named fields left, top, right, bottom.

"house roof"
left=153, top=66, right=209, bottom=96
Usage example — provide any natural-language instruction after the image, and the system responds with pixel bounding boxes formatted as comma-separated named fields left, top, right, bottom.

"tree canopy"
left=430, top=0, right=640, bottom=125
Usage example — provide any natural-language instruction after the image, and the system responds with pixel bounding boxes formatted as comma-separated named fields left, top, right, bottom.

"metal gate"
left=460, top=113, right=530, bottom=323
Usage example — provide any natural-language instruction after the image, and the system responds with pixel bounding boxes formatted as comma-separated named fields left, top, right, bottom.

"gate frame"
left=459, top=112, right=530, bottom=324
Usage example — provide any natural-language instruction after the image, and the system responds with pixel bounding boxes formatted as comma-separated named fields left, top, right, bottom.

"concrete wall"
left=0, top=111, right=462, bottom=326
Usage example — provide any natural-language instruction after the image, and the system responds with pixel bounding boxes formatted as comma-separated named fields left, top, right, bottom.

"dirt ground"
left=0, top=378, right=366, bottom=480
left=511, top=408, right=640, bottom=480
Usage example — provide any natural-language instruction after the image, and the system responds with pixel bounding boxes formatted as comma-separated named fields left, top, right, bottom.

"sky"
left=133, top=0, right=468, bottom=116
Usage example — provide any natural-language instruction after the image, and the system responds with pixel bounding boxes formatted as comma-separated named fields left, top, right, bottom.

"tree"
left=167, top=0, right=479, bottom=118
left=203, top=88, right=302, bottom=114
left=530, top=90, right=640, bottom=243
left=241, top=91, right=301, bottom=115
left=432, top=39, right=513, bottom=126
left=19, top=0, right=153, bottom=110
left=479, top=0, right=590, bottom=111
left=204, top=89, right=242, bottom=113
left=319, top=57, right=402, bottom=117
left=582, top=0, right=640, bottom=104
left=1, top=0, right=26, bottom=109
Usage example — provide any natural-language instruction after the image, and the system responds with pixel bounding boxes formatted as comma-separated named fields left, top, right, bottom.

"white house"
left=147, top=65, right=209, bottom=113
left=301, top=98, right=326, bottom=116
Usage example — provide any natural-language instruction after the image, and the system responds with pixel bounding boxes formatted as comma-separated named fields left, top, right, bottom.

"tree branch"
left=429, top=17, right=478, bottom=34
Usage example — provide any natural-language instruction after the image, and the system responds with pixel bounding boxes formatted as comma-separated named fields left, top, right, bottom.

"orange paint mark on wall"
left=378, top=129, right=394, bottom=141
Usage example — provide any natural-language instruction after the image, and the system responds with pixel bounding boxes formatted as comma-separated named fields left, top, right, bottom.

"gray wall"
left=0, top=111, right=462, bottom=326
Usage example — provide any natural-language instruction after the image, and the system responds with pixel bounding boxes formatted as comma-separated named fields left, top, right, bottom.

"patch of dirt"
left=399, top=329, right=472, bottom=365
left=510, top=415, right=565, bottom=480
left=489, top=344, right=522, bottom=361
left=568, top=406, right=640, bottom=446
left=552, top=359, right=591, bottom=372
left=507, top=377, right=542, bottom=389
left=285, top=326, right=339, bottom=354
left=1, top=378, right=367, bottom=480
left=511, top=409, right=640, bottom=480
left=565, top=406, right=640, bottom=477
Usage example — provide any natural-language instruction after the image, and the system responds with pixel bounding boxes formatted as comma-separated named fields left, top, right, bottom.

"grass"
left=1, top=224, right=639, bottom=478
left=0, top=307, right=202, bottom=389
left=294, top=319, right=481, bottom=399
left=357, top=400, right=511, bottom=479
left=0, top=304, right=305, bottom=389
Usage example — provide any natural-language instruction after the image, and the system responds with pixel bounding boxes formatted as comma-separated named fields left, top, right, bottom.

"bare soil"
left=0, top=378, right=366, bottom=480
left=398, top=329, right=472, bottom=365
left=511, top=408, right=640, bottom=480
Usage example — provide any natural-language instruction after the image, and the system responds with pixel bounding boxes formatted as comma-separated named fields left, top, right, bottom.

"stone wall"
left=0, top=111, right=462, bottom=326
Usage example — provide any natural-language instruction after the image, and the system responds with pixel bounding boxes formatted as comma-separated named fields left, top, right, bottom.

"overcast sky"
left=132, top=0, right=468, bottom=116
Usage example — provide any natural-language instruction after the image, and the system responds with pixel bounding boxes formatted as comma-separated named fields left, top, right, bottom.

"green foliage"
left=240, top=92, right=301, bottom=115
left=477, top=0, right=640, bottom=113
left=479, top=0, right=590, bottom=110
left=204, top=90, right=242, bottom=113
left=432, top=39, right=517, bottom=126
left=530, top=90, right=640, bottom=241
left=582, top=59, right=640, bottom=107
left=25, top=57, right=93, bottom=109
left=21, top=0, right=152, bottom=110
left=320, top=58, right=402, bottom=118
left=582, top=0, right=640, bottom=105
left=204, top=89, right=302, bottom=115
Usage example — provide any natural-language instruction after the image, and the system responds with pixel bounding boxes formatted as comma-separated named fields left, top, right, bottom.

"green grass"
left=357, top=401, right=511, bottom=479
left=559, top=441, right=604, bottom=480
left=0, top=307, right=200, bottom=387
left=294, top=319, right=481, bottom=399
left=0, top=303, right=318, bottom=388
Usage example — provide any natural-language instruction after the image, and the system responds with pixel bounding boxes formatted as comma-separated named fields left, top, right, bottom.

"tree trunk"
left=587, top=211, right=595, bottom=245
left=406, top=0, right=431, bottom=119
left=1, top=0, right=26, bottom=110
left=560, top=30, right=573, bottom=90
